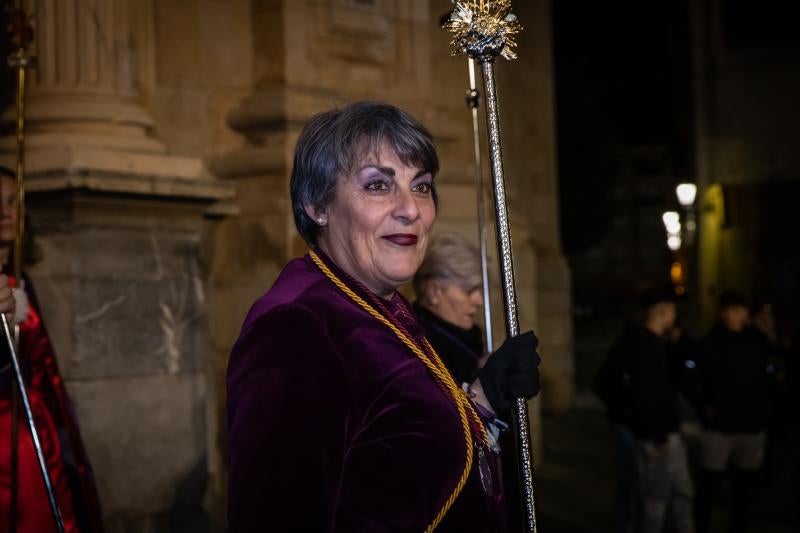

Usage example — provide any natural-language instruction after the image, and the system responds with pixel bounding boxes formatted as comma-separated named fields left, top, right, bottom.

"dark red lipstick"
left=382, top=234, right=418, bottom=246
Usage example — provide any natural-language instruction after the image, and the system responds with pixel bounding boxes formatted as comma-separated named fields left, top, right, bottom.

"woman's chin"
left=379, top=264, right=419, bottom=288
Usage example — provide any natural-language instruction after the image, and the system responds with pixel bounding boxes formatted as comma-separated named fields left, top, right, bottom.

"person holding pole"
left=413, top=232, right=530, bottom=530
left=227, top=101, right=540, bottom=532
left=413, top=233, right=490, bottom=385
left=1, top=6, right=98, bottom=532
left=0, top=168, right=100, bottom=533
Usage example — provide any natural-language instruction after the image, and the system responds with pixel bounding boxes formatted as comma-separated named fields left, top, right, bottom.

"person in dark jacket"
left=412, top=232, right=534, bottom=532
left=694, top=291, right=773, bottom=533
left=594, top=287, right=694, bottom=533
left=412, top=233, right=486, bottom=386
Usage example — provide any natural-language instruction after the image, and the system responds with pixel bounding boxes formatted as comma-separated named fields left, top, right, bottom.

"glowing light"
left=676, top=183, right=697, bottom=207
left=667, top=235, right=682, bottom=251
left=670, top=262, right=684, bottom=284
left=662, top=211, right=681, bottom=235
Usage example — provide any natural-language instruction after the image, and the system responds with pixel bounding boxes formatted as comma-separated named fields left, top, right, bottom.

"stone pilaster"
left=0, top=1, right=234, bottom=531
left=0, top=0, right=221, bottom=192
left=4, top=0, right=160, bottom=153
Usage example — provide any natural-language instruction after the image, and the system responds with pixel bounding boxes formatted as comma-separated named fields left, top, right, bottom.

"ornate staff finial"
left=442, top=0, right=522, bottom=61
left=7, top=6, right=35, bottom=69
left=7, top=7, right=34, bottom=49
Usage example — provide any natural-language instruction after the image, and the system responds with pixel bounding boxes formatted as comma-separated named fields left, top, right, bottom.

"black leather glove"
left=478, top=331, right=541, bottom=414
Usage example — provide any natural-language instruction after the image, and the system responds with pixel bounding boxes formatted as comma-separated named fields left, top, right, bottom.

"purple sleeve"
left=226, top=305, right=351, bottom=532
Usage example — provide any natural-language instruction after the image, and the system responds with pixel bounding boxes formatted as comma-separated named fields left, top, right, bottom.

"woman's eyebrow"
left=358, top=165, right=429, bottom=179
left=359, top=164, right=395, bottom=177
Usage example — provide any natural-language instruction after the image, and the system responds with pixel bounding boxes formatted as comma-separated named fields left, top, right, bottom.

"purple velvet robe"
left=227, top=252, right=506, bottom=531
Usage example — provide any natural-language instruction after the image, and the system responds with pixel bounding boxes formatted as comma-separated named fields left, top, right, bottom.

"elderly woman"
left=413, top=233, right=489, bottom=385
left=227, top=101, right=540, bottom=532
left=413, top=233, right=530, bottom=530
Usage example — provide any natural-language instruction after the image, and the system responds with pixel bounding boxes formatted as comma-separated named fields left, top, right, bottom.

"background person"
left=0, top=168, right=103, bottom=533
left=594, top=287, right=694, bottom=533
left=412, top=232, right=488, bottom=385
left=412, top=231, right=536, bottom=531
left=694, top=290, right=773, bottom=533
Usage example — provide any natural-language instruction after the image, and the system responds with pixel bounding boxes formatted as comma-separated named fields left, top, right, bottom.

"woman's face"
left=313, top=144, right=436, bottom=298
left=424, top=281, right=483, bottom=330
left=0, top=175, right=18, bottom=244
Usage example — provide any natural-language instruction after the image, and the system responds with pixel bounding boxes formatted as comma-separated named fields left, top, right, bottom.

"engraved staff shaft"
left=443, top=2, right=538, bottom=531
left=6, top=5, right=66, bottom=532
left=481, top=60, right=537, bottom=532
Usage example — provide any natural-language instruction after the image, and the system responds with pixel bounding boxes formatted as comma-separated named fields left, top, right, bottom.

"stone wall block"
left=435, top=183, right=479, bottom=223
left=68, top=374, right=208, bottom=521
left=207, top=282, right=276, bottom=354
left=66, top=275, right=205, bottom=380
left=30, top=228, right=201, bottom=278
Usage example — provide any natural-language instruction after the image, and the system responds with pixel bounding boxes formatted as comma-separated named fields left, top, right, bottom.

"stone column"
left=6, top=0, right=161, bottom=153
left=0, top=1, right=234, bottom=531
left=0, top=0, right=224, bottom=190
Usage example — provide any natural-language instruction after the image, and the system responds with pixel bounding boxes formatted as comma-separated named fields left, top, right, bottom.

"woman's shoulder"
left=229, top=260, right=347, bottom=378
left=241, top=256, right=336, bottom=329
left=236, top=255, right=375, bottom=346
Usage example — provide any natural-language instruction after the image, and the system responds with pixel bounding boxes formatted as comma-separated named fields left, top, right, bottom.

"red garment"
left=0, top=277, right=93, bottom=533
left=0, top=392, right=78, bottom=532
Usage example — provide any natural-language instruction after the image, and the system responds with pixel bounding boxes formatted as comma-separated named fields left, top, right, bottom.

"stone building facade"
left=1, top=0, right=571, bottom=529
left=690, top=0, right=800, bottom=327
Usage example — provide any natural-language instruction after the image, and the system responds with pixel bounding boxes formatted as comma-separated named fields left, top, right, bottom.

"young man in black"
left=694, top=291, right=773, bottom=533
left=594, top=288, right=694, bottom=533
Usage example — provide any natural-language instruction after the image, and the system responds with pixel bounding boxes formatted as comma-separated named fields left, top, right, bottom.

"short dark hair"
left=290, top=101, right=439, bottom=245
left=638, top=286, right=676, bottom=312
left=718, top=290, right=747, bottom=309
left=0, top=166, right=14, bottom=179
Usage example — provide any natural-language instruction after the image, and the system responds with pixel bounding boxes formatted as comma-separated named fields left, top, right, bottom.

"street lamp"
left=663, top=210, right=682, bottom=253
left=667, top=235, right=682, bottom=251
left=676, top=183, right=698, bottom=242
left=663, top=182, right=698, bottom=297
left=662, top=211, right=681, bottom=235
left=676, top=183, right=697, bottom=207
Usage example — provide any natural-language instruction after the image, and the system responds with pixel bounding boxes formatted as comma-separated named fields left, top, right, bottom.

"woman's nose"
left=391, top=187, right=421, bottom=223
left=470, top=290, right=484, bottom=307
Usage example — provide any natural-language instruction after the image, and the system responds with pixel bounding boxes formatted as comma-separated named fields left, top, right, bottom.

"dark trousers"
left=613, top=424, right=641, bottom=533
left=695, top=468, right=759, bottom=533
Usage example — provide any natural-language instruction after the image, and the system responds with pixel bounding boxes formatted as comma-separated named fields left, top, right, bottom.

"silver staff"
left=443, top=2, right=538, bottom=531
left=465, top=58, right=494, bottom=352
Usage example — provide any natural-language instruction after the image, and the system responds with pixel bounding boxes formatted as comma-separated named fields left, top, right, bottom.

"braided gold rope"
left=307, top=251, right=488, bottom=443
left=309, top=250, right=488, bottom=531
